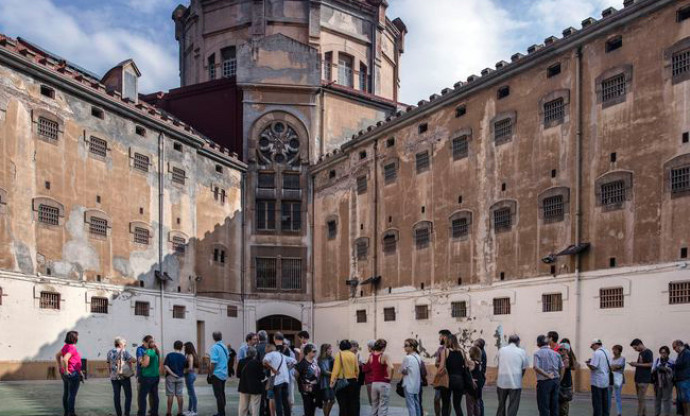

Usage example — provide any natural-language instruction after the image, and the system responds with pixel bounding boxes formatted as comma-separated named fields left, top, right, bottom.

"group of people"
left=494, top=331, right=690, bottom=416
left=54, top=328, right=690, bottom=416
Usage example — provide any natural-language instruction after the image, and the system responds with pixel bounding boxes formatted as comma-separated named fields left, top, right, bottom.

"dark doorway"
left=257, top=314, right=302, bottom=346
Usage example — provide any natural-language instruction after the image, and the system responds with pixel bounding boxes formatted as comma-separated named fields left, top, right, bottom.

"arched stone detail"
left=251, top=111, right=309, bottom=169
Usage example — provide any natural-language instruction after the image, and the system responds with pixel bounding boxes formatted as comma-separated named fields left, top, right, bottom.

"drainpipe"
left=372, top=138, right=379, bottom=339
left=158, top=132, right=165, bottom=355
left=574, top=46, right=584, bottom=393
left=241, top=171, right=247, bottom=336
left=320, top=89, right=326, bottom=158
left=310, top=172, right=316, bottom=338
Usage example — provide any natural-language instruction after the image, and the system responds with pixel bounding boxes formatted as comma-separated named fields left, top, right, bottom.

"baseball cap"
left=590, top=338, right=603, bottom=346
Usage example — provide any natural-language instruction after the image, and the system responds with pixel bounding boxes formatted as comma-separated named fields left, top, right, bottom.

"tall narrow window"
left=221, top=46, right=237, bottom=78
left=359, top=63, right=368, bottom=92
left=257, top=200, right=276, bottom=230
left=494, top=118, right=513, bottom=144
left=673, top=49, right=690, bottom=79
left=383, top=232, right=397, bottom=253
left=452, top=136, right=469, bottom=160
left=256, top=257, right=277, bottom=289
left=327, top=220, right=337, bottom=239
left=493, top=208, right=512, bottom=232
left=37, top=117, right=59, bottom=142
left=384, top=163, right=397, bottom=183
left=356, top=176, right=367, bottom=194
left=338, top=54, right=354, bottom=87
left=416, top=151, right=430, bottom=173
left=355, top=239, right=368, bottom=260
left=543, top=98, right=565, bottom=125
left=281, top=258, right=302, bottom=290
left=208, top=54, right=216, bottom=80
left=281, top=201, right=301, bottom=231
left=323, top=52, right=333, bottom=80
left=414, top=223, right=431, bottom=249
left=451, top=218, right=469, bottom=239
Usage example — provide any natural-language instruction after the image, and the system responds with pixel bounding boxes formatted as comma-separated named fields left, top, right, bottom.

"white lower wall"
left=314, top=262, right=690, bottom=368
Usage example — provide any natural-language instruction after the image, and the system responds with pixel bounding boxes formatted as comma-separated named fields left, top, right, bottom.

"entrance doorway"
left=257, top=314, right=302, bottom=346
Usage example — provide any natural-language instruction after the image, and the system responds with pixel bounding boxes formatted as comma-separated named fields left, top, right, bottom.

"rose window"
left=258, top=121, right=300, bottom=165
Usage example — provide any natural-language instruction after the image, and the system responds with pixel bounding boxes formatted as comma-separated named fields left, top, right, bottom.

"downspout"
left=320, top=88, right=326, bottom=158
left=158, top=132, right=165, bottom=355
left=241, top=171, right=247, bottom=336
left=310, top=172, right=316, bottom=337
left=574, top=46, right=584, bottom=393
left=372, top=138, right=379, bottom=339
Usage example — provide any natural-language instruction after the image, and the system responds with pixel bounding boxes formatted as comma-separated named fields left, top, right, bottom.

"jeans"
left=274, top=382, right=291, bottom=416
left=371, top=382, right=391, bottom=416
left=496, top=387, right=521, bottom=416
left=112, top=377, right=133, bottom=416
left=655, top=384, right=673, bottom=416
left=239, top=393, right=262, bottom=416
left=637, top=383, right=650, bottom=416
left=211, top=375, right=227, bottom=416
left=405, top=392, right=422, bottom=416
left=591, top=385, right=610, bottom=416
left=612, top=385, right=623, bottom=415
left=137, top=376, right=159, bottom=416
left=62, top=372, right=80, bottom=416
left=335, top=379, right=360, bottom=416
left=536, top=379, right=559, bottom=416
left=185, top=373, right=197, bottom=413
left=440, top=384, right=465, bottom=416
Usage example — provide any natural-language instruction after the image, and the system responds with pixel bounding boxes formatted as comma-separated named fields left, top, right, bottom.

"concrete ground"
left=0, top=378, right=642, bottom=416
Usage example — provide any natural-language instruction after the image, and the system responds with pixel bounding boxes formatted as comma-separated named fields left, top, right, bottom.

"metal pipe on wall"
left=241, top=171, right=247, bottom=336
left=574, top=46, right=584, bottom=393
left=158, top=132, right=165, bottom=356
left=372, top=138, right=379, bottom=339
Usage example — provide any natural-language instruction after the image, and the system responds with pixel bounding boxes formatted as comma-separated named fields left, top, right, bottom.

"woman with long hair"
left=183, top=342, right=199, bottom=416
left=55, top=330, right=83, bottom=416
left=106, top=336, right=136, bottom=416
left=401, top=338, right=423, bottom=416
left=441, top=334, right=472, bottom=416
left=296, top=344, right=321, bottom=416
left=318, top=343, right=336, bottom=416
left=465, top=346, right=484, bottom=416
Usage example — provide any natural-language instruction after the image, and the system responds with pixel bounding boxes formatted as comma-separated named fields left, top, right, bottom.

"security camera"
left=541, top=254, right=556, bottom=264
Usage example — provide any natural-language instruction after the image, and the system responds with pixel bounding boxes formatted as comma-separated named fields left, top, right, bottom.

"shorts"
left=267, top=389, right=275, bottom=399
left=678, top=379, right=690, bottom=403
left=165, top=375, right=184, bottom=396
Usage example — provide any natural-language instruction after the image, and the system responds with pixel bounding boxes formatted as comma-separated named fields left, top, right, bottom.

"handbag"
left=433, top=349, right=450, bottom=389
left=604, top=350, right=614, bottom=387
left=117, top=350, right=134, bottom=379
left=333, top=353, right=349, bottom=393
left=458, top=350, right=476, bottom=396
left=396, top=380, right=405, bottom=397
left=266, top=355, right=284, bottom=391
left=416, top=356, right=428, bottom=387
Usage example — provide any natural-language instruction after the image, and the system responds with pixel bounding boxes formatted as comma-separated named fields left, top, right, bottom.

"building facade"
left=0, top=0, right=689, bottom=392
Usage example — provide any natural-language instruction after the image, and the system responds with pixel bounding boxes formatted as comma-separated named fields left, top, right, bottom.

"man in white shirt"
left=263, top=343, right=297, bottom=416
left=587, top=339, right=612, bottom=416
left=496, top=335, right=529, bottom=416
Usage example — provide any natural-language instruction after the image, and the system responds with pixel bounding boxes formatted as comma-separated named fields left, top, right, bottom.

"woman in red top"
left=55, top=330, right=83, bottom=416
left=367, top=339, right=393, bottom=416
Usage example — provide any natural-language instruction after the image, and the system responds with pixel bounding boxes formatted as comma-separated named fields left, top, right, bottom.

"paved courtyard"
left=0, top=378, right=643, bottom=416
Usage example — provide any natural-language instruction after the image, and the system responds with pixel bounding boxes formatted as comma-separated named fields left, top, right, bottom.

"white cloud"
left=0, top=0, right=178, bottom=92
left=526, top=0, right=622, bottom=34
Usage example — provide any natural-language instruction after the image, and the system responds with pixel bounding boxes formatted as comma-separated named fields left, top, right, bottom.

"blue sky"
left=0, top=0, right=619, bottom=104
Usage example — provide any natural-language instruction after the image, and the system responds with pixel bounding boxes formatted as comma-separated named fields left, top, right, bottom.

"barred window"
left=494, top=118, right=513, bottom=144
left=38, top=204, right=60, bottom=225
left=227, top=305, right=238, bottom=317
left=91, top=297, right=108, bottom=314
left=383, top=233, right=397, bottom=253
left=383, top=307, right=396, bottom=321
left=416, top=151, right=430, bottom=173
left=133, top=153, right=149, bottom=172
left=40, top=292, right=60, bottom=310
left=600, top=287, right=624, bottom=309
left=258, top=173, right=276, bottom=189
left=38, top=117, right=59, bottom=142
left=89, top=217, right=108, bottom=237
left=327, top=220, right=337, bottom=239
left=544, top=98, right=565, bottom=125
left=415, top=305, right=429, bottom=320
left=213, top=248, right=226, bottom=264
left=671, top=166, right=690, bottom=194
left=356, top=239, right=368, bottom=260
left=172, top=167, right=186, bottom=185
left=451, top=218, right=469, bottom=239
left=208, top=54, right=216, bottom=80
left=256, top=200, right=276, bottom=230
left=493, top=297, right=511, bottom=315
left=673, top=49, right=690, bottom=78
left=670, top=281, right=690, bottom=304
left=134, top=301, right=150, bottom=316
left=384, top=163, right=397, bottom=183
left=281, top=201, right=301, bottom=231
left=172, top=236, right=186, bottom=254
left=281, top=258, right=302, bottom=290
left=173, top=305, right=186, bottom=319
left=356, top=310, right=367, bottom=323
left=493, top=208, right=512, bottom=232
left=601, top=180, right=626, bottom=208
left=452, top=136, right=469, bottom=160
left=89, top=136, right=107, bottom=158
left=357, top=176, right=367, bottom=194
left=601, top=74, right=626, bottom=103
left=134, top=227, right=150, bottom=244
left=221, top=46, right=237, bottom=78
left=415, top=225, right=431, bottom=249
left=256, top=257, right=277, bottom=289
left=451, top=301, right=467, bottom=318
left=543, top=195, right=564, bottom=223
left=282, top=174, right=300, bottom=190
left=542, top=293, right=563, bottom=312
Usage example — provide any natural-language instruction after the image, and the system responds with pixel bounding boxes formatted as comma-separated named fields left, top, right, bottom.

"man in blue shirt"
left=673, top=340, right=690, bottom=416
left=164, top=340, right=186, bottom=416
left=209, top=331, right=229, bottom=416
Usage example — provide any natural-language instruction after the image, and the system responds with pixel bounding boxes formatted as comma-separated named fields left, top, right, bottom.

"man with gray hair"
left=533, top=335, right=563, bottom=416
left=238, top=346, right=264, bottom=416
left=496, top=335, right=529, bottom=416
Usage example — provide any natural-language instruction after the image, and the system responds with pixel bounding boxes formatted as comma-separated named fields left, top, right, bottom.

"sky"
left=0, top=0, right=621, bottom=104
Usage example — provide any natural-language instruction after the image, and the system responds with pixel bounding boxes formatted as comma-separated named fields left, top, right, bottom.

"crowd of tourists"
left=54, top=329, right=690, bottom=416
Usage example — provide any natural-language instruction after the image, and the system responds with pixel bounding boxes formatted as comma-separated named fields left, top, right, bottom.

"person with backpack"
left=107, top=336, right=136, bottom=416
left=652, top=346, right=675, bottom=416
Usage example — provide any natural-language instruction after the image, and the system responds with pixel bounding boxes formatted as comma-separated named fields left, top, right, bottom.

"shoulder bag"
left=432, top=348, right=450, bottom=389
left=117, top=350, right=134, bottom=379
left=207, top=344, right=228, bottom=384
left=604, top=349, right=614, bottom=387
left=333, top=353, right=349, bottom=393
left=266, top=354, right=284, bottom=391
